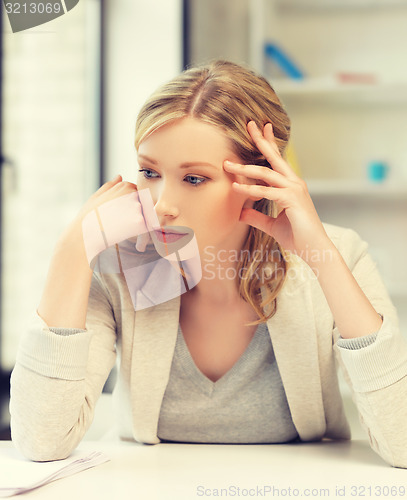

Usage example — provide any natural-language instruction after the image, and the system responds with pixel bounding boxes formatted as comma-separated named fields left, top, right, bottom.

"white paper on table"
left=0, top=448, right=110, bottom=497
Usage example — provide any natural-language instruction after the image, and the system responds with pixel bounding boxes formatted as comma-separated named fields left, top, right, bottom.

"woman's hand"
left=38, top=174, right=141, bottom=329
left=223, top=121, right=330, bottom=263
left=62, top=175, right=151, bottom=254
left=73, top=174, right=137, bottom=224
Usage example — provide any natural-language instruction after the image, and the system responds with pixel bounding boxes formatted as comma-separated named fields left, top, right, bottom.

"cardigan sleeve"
left=328, top=225, right=407, bottom=468
left=336, top=330, right=378, bottom=350
left=9, top=272, right=117, bottom=462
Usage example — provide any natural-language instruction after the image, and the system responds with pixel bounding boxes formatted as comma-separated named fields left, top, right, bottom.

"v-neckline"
left=176, top=322, right=266, bottom=396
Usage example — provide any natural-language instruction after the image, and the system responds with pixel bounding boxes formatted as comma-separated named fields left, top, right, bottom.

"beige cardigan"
left=10, top=223, right=407, bottom=467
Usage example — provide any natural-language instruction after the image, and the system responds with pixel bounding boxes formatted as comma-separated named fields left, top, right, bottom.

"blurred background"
left=0, top=0, right=406, bottom=440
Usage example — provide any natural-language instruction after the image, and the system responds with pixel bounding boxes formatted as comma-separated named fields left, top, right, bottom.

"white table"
left=1, top=439, right=406, bottom=499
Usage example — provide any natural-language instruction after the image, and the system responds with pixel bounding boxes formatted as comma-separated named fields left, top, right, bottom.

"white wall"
left=2, top=1, right=93, bottom=369
left=105, top=0, right=183, bottom=184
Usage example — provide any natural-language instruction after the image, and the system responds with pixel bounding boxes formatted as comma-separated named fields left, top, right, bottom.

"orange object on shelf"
left=336, top=73, right=377, bottom=84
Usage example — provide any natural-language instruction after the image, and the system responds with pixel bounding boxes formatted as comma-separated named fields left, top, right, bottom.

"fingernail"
left=224, top=161, right=237, bottom=169
left=135, top=233, right=148, bottom=252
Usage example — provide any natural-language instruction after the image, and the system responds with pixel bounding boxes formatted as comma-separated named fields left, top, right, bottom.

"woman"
left=10, top=60, right=407, bottom=467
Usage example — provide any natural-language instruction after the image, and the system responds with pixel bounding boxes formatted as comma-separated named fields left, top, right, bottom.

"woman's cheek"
left=231, top=189, right=248, bottom=213
left=220, top=195, right=245, bottom=226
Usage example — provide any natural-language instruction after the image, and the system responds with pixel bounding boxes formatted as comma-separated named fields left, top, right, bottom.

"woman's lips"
left=154, top=229, right=187, bottom=243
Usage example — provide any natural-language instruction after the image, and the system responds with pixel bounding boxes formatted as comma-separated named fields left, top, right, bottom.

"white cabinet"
left=249, top=0, right=407, bottom=334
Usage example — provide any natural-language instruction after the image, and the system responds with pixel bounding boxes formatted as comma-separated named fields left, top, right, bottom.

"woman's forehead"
left=138, top=117, right=238, bottom=161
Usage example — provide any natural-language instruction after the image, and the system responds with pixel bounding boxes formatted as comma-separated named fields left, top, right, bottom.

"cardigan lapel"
left=130, top=264, right=181, bottom=444
left=264, top=255, right=326, bottom=441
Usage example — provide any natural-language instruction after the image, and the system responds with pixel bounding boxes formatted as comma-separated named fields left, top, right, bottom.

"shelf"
left=276, top=0, right=407, bottom=11
left=270, top=76, right=407, bottom=104
left=306, top=179, right=407, bottom=199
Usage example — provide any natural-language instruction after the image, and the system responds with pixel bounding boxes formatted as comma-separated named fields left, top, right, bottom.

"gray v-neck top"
left=49, top=315, right=376, bottom=445
left=157, top=321, right=299, bottom=444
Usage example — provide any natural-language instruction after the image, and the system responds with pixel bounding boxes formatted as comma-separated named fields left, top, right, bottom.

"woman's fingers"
left=248, top=121, right=280, bottom=156
left=231, top=182, right=284, bottom=203
left=263, top=122, right=276, bottom=144
left=247, top=121, right=297, bottom=180
left=135, top=231, right=151, bottom=252
left=77, top=176, right=140, bottom=237
left=224, top=160, right=290, bottom=189
left=239, top=207, right=277, bottom=235
left=94, top=176, right=139, bottom=200
left=93, top=174, right=123, bottom=195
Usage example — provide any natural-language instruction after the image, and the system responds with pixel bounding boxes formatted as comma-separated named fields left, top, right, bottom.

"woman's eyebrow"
left=179, top=162, right=218, bottom=170
left=138, top=154, right=218, bottom=170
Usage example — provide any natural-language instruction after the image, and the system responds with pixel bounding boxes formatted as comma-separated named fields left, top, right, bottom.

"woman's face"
left=136, top=117, right=256, bottom=258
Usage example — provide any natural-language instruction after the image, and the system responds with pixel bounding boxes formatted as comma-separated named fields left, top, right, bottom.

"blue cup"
left=368, top=161, right=389, bottom=183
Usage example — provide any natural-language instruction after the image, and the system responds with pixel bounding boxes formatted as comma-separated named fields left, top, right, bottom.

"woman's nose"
left=154, top=185, right=180, bottom=221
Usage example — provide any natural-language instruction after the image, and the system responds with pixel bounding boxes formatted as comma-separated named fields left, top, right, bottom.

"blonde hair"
left=135, top=60, right=290, bottom=326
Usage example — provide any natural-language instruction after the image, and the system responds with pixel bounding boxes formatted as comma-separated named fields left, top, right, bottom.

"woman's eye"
left=138, top=169, right=206, bottom=187
left=185, top=175, right=206, bottom=187
left=138, top=168, right=158, bottom=179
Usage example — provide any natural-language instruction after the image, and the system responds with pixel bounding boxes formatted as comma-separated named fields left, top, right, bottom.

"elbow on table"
left=372, top=434, right=407, bottom=470
left=11, top=433, right=78, bottom=462
left=388, top=448, right=407, bottom=470
left=10, top=421, right=80, bottom=462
